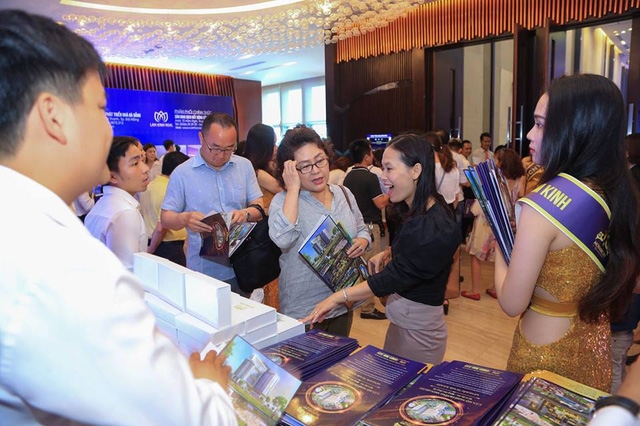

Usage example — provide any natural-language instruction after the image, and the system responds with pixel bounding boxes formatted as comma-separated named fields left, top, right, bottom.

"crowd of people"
left=3, top=8, right=640, bottom=425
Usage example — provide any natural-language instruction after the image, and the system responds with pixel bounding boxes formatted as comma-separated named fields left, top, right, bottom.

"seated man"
left=85, top=136, right=150, bottom=270
left=0, top=10, right=236, bottom=424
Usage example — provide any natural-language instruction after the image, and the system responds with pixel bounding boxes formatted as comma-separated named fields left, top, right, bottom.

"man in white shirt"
left=0, top=10, right=236, bottom=425
left=471, top=132, right=494, bottom=165
left=85, top=136, right=151, bottom=271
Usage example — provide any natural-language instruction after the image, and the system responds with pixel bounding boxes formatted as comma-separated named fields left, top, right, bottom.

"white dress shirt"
left=451, top=151, right=469, bottom=202
left=85, top=185, right=147, bottom=270
left=0, top=166, right=237, bottom=425
left=471, top=147, right=494, bottom=165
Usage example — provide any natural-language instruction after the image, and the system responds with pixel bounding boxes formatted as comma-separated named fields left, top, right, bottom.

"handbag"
left=230, top=204, right=282, bottom=293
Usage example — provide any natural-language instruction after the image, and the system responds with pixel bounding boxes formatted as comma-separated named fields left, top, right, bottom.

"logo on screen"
left=154, top=111, right=169, bottom=123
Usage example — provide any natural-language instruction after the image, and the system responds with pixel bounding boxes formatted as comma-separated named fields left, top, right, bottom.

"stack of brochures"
left=359, top=360, right=523, bottom=426
left=260, top=330, right=359, bottom=381
left=221, top=334, right=302, bottom=426
left=464, top=160, right=516, bottom=263
left=281, top=345, right=426, bottom=426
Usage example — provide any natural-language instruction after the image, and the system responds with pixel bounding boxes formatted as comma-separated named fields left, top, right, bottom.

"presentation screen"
left=105, top=88, right=234, bottom=153
left=366, top=133, right=392, bottom=149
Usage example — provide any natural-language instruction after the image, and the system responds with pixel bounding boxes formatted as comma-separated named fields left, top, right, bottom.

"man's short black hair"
left=348, top=139, right=372, bottom=164
left=480, top=132, right=491, bottom=141
left=201, top=113, right=238, bottom=135
left=162, top=151, right=189, bottom=176
left=0, top=10, right=106, bottom=158
left=163, top=139, right=175, bottom=150
left=107, top=136, right=140, bottom=173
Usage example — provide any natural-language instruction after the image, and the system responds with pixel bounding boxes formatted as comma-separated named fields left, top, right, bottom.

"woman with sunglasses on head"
left=495, top=74, right=640, bottom=392
left=302, top=133, right=462, bottom=364
left=268, top=126, right=370, bottom=337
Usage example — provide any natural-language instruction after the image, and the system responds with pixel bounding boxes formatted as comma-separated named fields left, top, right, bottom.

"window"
left=262, top=77, right=327, bottom=143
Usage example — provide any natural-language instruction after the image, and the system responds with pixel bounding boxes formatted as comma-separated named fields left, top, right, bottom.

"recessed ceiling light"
left=283, top=61, right=297, bottom=66
left=243, top=71, right=255, bottom=75
left=621, top=30, right=626, bottom=34
left=629, top=28, right=633, bottom=31
left=239, top=54, right=255, bottom=60
left=621, top=40, right=627, bottom=45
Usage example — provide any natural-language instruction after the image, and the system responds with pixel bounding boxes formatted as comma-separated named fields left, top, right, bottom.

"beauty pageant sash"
left=519, top=173, right=610, bottom=272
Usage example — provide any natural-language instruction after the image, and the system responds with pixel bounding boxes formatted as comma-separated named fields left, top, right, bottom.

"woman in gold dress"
left=494, top=74, right=640, bottom=392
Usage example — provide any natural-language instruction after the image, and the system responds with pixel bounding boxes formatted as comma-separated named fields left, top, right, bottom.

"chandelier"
left=62, top=0, right=428, bottom=60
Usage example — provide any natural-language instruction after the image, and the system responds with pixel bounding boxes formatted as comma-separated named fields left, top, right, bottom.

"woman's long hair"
left=244, top=123, right=276, bottom=173
left=424, top=131, right=455, bottom=173
left=541, top=74, right=640, bottom=322
left=387, top=133, right=449, bottom=219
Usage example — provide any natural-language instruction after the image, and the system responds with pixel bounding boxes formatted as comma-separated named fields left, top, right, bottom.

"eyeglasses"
left=296, top=157, right=328, bottom=174
left=202, top=135, right=236, bottom=156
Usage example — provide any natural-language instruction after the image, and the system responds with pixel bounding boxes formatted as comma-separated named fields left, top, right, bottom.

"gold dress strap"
left=529, top=294, right=579, bottom=317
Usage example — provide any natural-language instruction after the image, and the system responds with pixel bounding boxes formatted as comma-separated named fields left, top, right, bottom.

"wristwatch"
left=592, top=395, right=640, bottom=418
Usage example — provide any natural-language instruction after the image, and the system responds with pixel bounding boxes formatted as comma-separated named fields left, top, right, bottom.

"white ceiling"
left=1, top=0, right=328, bottom=86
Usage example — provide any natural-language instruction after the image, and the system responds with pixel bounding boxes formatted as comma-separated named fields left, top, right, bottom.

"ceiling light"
left=60, top=0, right=306, bottom=15
left=283, top=61, right=297, bottom=66
left=621, top=40, right=627, bottom=45
left=243, top=71, right=256, bottom=75
left=621, top=30, right=626, bottom=34
left=239, top=54, right=255, bottom=60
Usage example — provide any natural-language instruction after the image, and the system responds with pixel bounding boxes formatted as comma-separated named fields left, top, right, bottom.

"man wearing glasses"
left=161, top=113, right=264, bottom=295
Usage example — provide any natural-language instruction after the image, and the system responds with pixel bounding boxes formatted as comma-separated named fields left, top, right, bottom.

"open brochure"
left=490, top=370, right=608, bottom=425
left=464, top=160, right=516, bottom=264
left=221, top=334, right=303, bottom=426
left=199, top=211, right=256, bottom=265
left=298, top=215, right=369, bottom=292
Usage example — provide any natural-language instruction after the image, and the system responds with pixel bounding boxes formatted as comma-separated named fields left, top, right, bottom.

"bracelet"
left=592, top=395, right=640, bottom=418
left=342, top=288, right=349, bottom=303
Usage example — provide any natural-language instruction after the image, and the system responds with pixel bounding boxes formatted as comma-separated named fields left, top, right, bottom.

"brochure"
left=298, top=215, right=369, bottom=292
left=490, top=370, right=608, bottom=426
left=199, top=211, right=256, bottom=265
left=464, top=160, right=516, bottom=263
left=221, top=334, right=302, bottom=426
left=359, top=361, right=523, bottom=426
left=260, top=329, right=359, bottom=381
left=282, top=345, right=426, bottom=426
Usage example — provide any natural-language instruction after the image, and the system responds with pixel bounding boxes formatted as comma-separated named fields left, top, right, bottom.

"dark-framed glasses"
left=296, top=157, right=328, bottom=174
left=203, top=139, right=236, bottom=155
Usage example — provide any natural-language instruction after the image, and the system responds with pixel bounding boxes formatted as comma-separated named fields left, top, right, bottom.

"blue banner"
left=105, top=88, right=234, bottom=152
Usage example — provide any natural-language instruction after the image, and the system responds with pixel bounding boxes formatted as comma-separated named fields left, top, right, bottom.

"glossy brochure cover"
left=283, top=345, right=426, bottom=426
left=298, top=214, right=369, bottom=293
left=199, top=211, right=256, bottom=265
left=221, top=334, right=302, bottom=426
left=260, top=330, right=359, bottom=381
left=359, top=361, right=523, bottom=426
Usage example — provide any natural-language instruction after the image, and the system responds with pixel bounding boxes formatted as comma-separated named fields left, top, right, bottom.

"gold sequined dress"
left=506, top=245, right=612, bottom=392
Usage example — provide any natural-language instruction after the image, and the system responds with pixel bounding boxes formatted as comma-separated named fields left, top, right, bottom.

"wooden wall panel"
left=103, top=64, right=239, bottom=119
left=328, top=50, right=421, bottom=150
left=335, top=0, right=640, bottom=62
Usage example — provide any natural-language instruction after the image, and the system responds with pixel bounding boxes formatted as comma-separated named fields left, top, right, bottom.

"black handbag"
left=230, top=204, right=282, bottom=293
